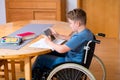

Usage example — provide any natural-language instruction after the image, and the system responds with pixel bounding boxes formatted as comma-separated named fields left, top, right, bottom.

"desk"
left=0, top=20, right=72, bottom=80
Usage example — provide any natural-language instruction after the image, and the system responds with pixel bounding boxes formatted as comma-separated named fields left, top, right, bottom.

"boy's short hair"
left=66, top=8, right=87, bottom=25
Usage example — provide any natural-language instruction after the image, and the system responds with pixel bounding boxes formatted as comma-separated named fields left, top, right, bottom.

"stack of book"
left=17, top=32, right=36, bottom=40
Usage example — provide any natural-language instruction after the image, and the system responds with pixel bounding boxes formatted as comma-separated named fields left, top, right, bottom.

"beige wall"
left=67, top=0, right=77, bottom=12
left=0, top=0, right=6, bottom=24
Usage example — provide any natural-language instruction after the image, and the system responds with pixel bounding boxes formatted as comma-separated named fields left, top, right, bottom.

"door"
left=77, top=0, right=120, bottom=39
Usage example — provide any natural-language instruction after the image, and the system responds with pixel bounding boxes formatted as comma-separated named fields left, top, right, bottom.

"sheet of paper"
left=29, top=38, right=54, bottom=50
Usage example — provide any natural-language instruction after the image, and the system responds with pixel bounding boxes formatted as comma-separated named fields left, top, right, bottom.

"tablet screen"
left=44, top=29, right=55, bottom=41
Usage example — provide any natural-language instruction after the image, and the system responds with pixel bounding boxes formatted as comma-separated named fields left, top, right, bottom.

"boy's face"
left=68, top=19, right=79, bottom=32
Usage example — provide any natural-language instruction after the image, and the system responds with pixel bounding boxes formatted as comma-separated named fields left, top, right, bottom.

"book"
left=29, top=38, right=54, bottom=50
left=17, top=32, right=36, bottom=40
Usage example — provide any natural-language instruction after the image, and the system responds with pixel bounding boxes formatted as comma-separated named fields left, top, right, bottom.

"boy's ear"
left=75, top=21, right=81, bottom=27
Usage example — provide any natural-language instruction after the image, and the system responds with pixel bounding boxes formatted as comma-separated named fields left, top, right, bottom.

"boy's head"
left=66, top=8, right=87, bottom=25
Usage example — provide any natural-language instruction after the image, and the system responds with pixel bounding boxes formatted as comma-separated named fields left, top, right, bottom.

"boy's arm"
left=44, top=35, right=71, bottom=53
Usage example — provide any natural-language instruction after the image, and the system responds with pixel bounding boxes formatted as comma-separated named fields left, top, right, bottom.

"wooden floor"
left=90, top=36, right=120, bottom=80
left=0, top=36, right=120, bottom=80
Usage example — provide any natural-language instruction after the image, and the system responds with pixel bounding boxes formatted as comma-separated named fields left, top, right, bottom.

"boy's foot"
left=19, top=78, right=35, bottom=80
left=19, top=78, right=25, bottom=80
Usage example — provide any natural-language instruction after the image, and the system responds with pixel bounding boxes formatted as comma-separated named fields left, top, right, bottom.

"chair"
left=8, top=60, right=24, bottom=80
left=44, top=38, right=106, bottom=80
left=0, top=59, right=9, bottom=80
left=0, top=59, right=24, bottom=80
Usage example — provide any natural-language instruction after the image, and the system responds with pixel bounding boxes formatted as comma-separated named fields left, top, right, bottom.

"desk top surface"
left=0, top=20, right=72, bottom=59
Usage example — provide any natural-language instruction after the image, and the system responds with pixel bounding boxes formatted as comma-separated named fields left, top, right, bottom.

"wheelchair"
left=42, top=38, right=106, bottom=80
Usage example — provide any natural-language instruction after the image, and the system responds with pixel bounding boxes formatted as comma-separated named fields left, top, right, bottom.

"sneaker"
left=19, top=78, right=25, bottom=80
left=19, top=78, right=35, bottom=80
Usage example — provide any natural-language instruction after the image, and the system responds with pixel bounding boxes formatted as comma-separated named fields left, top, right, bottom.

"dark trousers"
left=32, top=51, right=67, bottom=80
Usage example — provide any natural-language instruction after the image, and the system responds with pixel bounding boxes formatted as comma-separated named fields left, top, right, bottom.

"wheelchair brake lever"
left=93, top=40, right=101, bottom=44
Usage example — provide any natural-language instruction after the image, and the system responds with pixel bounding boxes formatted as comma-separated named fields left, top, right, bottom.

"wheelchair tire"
left=93, top=55, right=106, bottom=80
left=47, top=63, right=96, bottom=80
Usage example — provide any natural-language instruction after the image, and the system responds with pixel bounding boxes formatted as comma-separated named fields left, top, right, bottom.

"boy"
left=32, top=8, right=94, bottom=80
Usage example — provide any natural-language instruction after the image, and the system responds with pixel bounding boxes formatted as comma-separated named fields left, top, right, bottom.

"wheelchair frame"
left=46, top=40, right=106, bottom=80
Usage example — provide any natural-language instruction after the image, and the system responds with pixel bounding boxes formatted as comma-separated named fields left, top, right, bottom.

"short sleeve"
left=65, top=34, right=85, bottom=50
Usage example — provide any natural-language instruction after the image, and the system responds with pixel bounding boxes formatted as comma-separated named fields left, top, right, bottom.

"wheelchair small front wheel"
left=47, top=63, right=96, bottom=80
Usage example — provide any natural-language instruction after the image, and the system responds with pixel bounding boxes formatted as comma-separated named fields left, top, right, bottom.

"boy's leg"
left=32, top=51, right=66, bottom=70
left=32, top=52, right=66, bottom=79
left=49, top=51, right=67, bottom=57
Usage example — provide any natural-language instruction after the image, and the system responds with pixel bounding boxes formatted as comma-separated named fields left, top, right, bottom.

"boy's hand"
left=43, top=35, right=52, bottom=43
left=50, top=28, right=59, bottom=37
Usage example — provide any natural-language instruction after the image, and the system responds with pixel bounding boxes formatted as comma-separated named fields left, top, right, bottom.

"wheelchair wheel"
left=89, top=55, right=106, bottom=80
left=47, top=63, right=96, bottom=80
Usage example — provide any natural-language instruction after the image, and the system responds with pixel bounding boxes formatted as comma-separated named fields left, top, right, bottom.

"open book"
left=29, top=38, right=54, bottom=50
left=29, top=37, right=66, bottom=51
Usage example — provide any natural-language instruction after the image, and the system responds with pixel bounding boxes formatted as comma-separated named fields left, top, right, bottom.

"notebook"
left=29, top=29, right=66, bottom=50
left=16, top=32, right=36, bottom=40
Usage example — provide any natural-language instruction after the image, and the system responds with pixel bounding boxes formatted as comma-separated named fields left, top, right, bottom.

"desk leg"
left=4, top=60, right=9, bottom=80
left=24, top=57, right=32, bottom=80
left=11, top=60, right=16, bottom=80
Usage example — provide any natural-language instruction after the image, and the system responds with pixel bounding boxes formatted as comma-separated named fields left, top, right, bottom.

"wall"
left=0, top=0, right=6, bottom=24
left=67, top=0, right=77, bottom=12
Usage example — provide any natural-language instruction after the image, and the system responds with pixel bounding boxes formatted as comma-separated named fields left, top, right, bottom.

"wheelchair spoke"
left=47, top=63, right=96, bottom=80
left=51, top=68, right=86, bottom=80
left=71, top=69, right=84, bottom=80
left=56, top=69, right=69, bottom=80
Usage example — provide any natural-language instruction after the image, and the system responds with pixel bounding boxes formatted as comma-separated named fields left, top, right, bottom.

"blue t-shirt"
left=65, top=28, right=93, bottom=63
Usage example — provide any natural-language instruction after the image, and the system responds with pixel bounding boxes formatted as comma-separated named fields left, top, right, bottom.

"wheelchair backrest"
left=81, top=36, right=96, bottom=69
